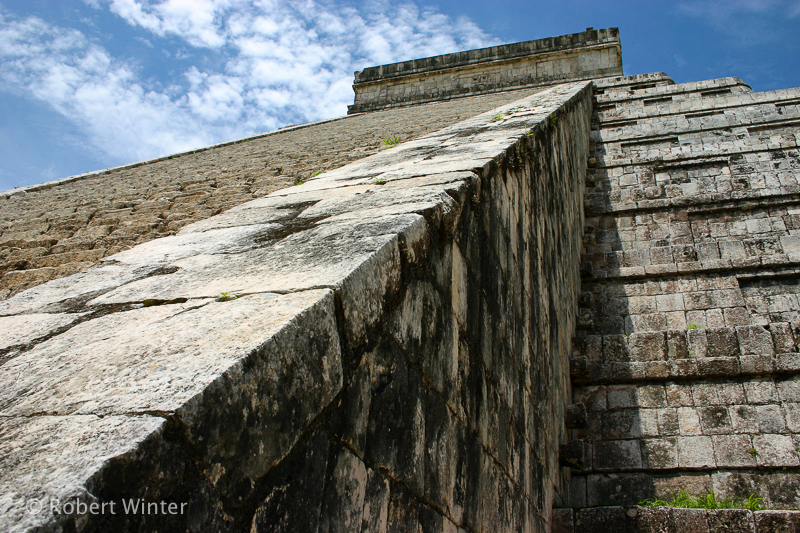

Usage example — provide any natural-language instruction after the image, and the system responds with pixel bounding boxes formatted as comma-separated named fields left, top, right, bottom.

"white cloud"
left=0, top=1, right=500, bottom=171
left=677, top=0, right=800, bottom=44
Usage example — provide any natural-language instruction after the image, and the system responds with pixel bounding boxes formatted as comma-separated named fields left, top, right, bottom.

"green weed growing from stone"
left=549, top=113, right=558, bottom=126
left=382, top=136, right=400, bottom=148
left=312, top=171, right=325, bottom=177
left=748, top=447, right=759, bottom=457
left=218, top=292, right=238, bottom=302
left=638, top=489, right=763, bottom=511
left=374, top=177, right=388, bottom=185
left=492, top=113, right=503, bottom=122
left=293, top=178, right=305, bottom=186
left=687, top=323, right=700, bottom=330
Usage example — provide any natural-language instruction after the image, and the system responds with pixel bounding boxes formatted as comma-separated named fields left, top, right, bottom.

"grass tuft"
left=638, top=489, right=764, bottom=511
left=382, top=136, right=400, bottom=148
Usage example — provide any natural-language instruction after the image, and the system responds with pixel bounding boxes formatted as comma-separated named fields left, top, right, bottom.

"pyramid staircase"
left=556, top=73, right=800, bottom=532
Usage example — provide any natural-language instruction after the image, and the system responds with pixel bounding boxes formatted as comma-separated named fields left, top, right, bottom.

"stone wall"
left=553, top=506, right=800, bottom=533
left=568, top=72, right=800, bottom=520
left=0, top=82, right=592, bottom=532
left=0, top=87, right=543, bottom=301
left=348, top=28, right=621, bottom=114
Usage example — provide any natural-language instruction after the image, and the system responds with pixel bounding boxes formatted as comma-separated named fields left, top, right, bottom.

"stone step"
left=594, top=73, right=675, bottom=93
left=594, top=101, right=800, bottom=142
left=567, top=470, right=800, bottom=510
left=596, top=128, right=799, bottom=165
left=586, top=149, right=800, bottom=213
left=581, top=269, right=798, bottom=332
left=583, top=211, right=800, bottom=270
left=595, top=77, right=747, bottom=103
left=595, top=86, right=800, bottom=124
left=553, top=506, right=800, bottom=533
left=592, top=135, right=798, bottom=170
left=572, top=324, right=798, bottom=375
left=573, top=376, right=800, bottom=443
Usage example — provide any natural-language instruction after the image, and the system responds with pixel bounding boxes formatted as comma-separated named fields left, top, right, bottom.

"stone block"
left=754, top=510, right=800, bottom=533
left=770, top=323, right=796, bottom=354
left=698, top=405, right=733, bottom=434
left=678, top=436, right=716, bottom=468
left=697, top=357, right=740, bottom=377
left=685, top=292, right=713, bottom=311
left=693, top=383, right=722, bottom=405
left=657, top=293, right=685, bottom=312
left=711, top=289, right=746, bottom=308
left=574, top=386, right=607, bottom=411
left=670, top=359, right=699, bottom=378
left=752, top=434, right=799, bottom=467
left=587, top=473, right=654, bottom=507
left=602, top=410, right=643, bottom=439
left=566, top=403, right=589, bottom=429
left=739, top=355, right=775, bottom=374
left=776, top=379, right=800, bottom=402
left=658, top=408, right=680, bottom=435
left=775, top=353, right=800, bottom=372
left=669, top=508, right=709, bottom=533
left=642, top=438, right=678, bottom=469
left=638, top=384, right=668, bottom=408
left=706, top=328, right=739, bottom=358
left=604, top=334, right=631, bottom=362
left=712, top=435, right=757, bottom=467
left=608, top=386, right=638, bottom=409
left=570, top=475, right=587, bottom=508
left=756, top=404, right=787, bottom=434
left=629, top=331, right=667, bottom=361
left=730, top=405, right=760, bottom=433
left=667, top=330, right=689, bottom=359
left=666, top=383, right=694, bottom=406
left=783, top=403, right=800, bottom=432
left=736, top=326, right=774, bottom=356
left=583, top=335, right=604, bottom=361
left=720, top=240, right=746, bottom=260
left=552, top=508, right=574, bottom=533
left=561, top=440, right=586, bottom=469
left=706, top=509, right=755, bottom=533
left=637, top=506, right=670, bottom=533
left=718, top=382, right=746, bottom=405
left=576, top=506, right=637, bottom=533
left=724, top=307, right=751, bottom=327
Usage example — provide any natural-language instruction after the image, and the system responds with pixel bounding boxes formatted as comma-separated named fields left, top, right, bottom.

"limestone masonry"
left=1, top=27, right=799, bottom=533
left=349, top=28, right=622, bottom=114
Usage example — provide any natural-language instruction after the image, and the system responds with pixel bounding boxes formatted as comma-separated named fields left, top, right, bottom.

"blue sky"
left=1, top=0, right=798, bottom=191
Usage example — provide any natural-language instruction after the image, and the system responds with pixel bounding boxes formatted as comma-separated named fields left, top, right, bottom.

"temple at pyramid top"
left=348, top=27, right=622, bottom=114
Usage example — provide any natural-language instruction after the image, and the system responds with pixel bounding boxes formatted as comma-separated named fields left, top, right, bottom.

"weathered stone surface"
left=571, top=69, right=800, bottom=519
left=552, top=508, right=574, bottom=533
left=0, top=312, right=82, bottom=351
left=350, top=28, right=622, bottom=113
left=754, top=510, right=800, bottom=533
left=636, top=505, right=670, bottom=533
left=0, top=86, right=540, bottom=300
left=1, top=72, right=593, bottom=531
left=1, top=290, right=343, bottom=531
left=706, top=509, right=755, bottom=533
left=669, top=508, right=709, bottom=533
left=1, top=291, right=339, bottom=418
left=0, top=415, right=164, bottom=533
left=575, top=506, right=637, bottom=533
left=5, top=30, right=800, bottom=532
